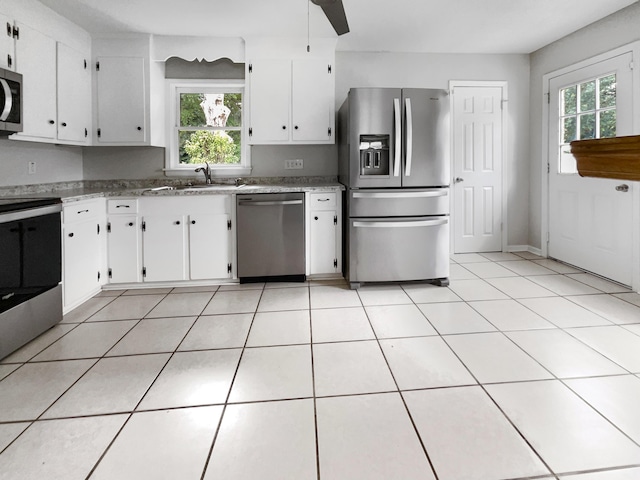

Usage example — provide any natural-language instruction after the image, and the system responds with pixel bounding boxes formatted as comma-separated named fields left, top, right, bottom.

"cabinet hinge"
left=333, top=258, right=338, bottom=268
left=97, top=128, right=101, bottom=138
left=6, top=23, right=11, bottom=38
left=85, top=128, right=88, bottom=138
left=12, top=25, right=18, bottom=40
left=97, top=224, right=100, bottom=235
left=545, top=92, right=550, bottom=104
left=248, top=127, right=252, bottom=137
left=97, top=271, right=101, bottom=281
left=84, top=59, right=87, bottom=69
left=142, top=221, right=146, bottom=232
left=630, top=62, right=635, bottom=71
left=142, top=267, right=146, bottom=277
left=107, top=222, right=111, bottom=233
left=227, top=263, right=232, bottom=274
left=96, top=61, right=100, bottom=71
left=227, top=219, right=232, bottom=230
left=334, top=215, right=337, bottom=225
left=547, top=163, right=550, bottom=174
left=108, top=268, right=112, bottom=279
left=328, top=64, right=332, bottom=74
left=248, top=63, right=252, bottom=73
left=328, top=127, right=332, bottom=137
left=7, top=54, right=11, bottom=68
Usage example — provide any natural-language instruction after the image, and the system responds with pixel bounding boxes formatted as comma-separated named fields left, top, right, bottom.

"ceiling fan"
left=310, top=0, right=350, bottom=35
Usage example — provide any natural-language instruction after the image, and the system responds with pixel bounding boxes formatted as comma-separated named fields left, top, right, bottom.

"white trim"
left=448, top=80, right=509, bottom=253
left=541, top=40, right=640, bottom=292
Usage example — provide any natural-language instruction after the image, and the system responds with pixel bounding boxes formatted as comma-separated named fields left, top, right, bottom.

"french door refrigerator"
left=338, top=87, right=450, bottom=289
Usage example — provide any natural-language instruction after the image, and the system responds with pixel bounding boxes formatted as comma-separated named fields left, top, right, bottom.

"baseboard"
left=505, top=245, right=544, bottom=256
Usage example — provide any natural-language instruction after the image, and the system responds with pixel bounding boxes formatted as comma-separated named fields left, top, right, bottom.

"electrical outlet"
left=284, top=159, right=304, bottom=170
left=28, top=161, right=36, bottom=174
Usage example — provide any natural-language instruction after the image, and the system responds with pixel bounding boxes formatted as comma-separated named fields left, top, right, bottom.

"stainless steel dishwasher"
left=236, top=192, right=305, bottom=282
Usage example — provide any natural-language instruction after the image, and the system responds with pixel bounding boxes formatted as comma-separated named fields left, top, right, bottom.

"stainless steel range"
left=0, top=197, right=63, bottom=359
left=338, top=88, right=450, bottom=289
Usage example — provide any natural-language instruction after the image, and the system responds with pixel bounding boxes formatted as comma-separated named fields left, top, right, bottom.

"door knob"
left=615, top=184, right=629, bottom=192
left=454, top=177, right=464, bottom=184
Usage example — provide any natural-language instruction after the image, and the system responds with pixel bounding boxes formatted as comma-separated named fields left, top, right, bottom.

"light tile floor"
left=2, top=252, right=640, bottom=479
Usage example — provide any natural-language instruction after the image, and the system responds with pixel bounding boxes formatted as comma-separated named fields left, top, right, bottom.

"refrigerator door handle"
left=353, top=191, right=448, bottom=199
left=393, top=98, right=401, bottom=177
left=353, top=218, right=448, bottom=228
left=405, top=97, right=413, bottom=176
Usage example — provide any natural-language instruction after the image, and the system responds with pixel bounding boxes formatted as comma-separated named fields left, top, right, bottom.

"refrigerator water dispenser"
left=359, top=135, right=390, bottom=176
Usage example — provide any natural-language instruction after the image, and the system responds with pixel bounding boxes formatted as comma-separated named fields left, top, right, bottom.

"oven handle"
left=393, top=98, right=401, bottom=177
left=353, top=218, right=448, bottom=228
left=0, top=204, right=62, bottom=224
left=353, top=190, right=448, bottom=199
left=0, top=78, right=13, bottom=122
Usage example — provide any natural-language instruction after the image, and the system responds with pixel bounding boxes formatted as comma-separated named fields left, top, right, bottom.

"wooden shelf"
left=571, top=135, right=640, bottom=181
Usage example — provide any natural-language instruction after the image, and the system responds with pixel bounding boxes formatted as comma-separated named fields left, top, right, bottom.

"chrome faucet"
left=195, top=161, right=212, bottom=184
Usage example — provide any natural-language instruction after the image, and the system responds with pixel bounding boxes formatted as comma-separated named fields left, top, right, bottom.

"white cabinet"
left=142, top=213, right=187, bottom=282
left=307, top=192, right=342, bottom=276
left=57, top=43, right=91, bottom=143
left=0, top=15, right=16, bottom=71
left=189, top=213, right=232, bottom=280
left=14, top=22, right=57, bottom=140
left=248, top=57, right=335, bottom=144
left=14, top=22, right=90, bottom=144
left=62, top=199, right=106, bottom=310
left=106, top=199, right=141, bottom=284
left=96, top=56, right=146, bottom=143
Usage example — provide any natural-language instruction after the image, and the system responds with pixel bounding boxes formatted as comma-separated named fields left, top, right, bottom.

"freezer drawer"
left=349, top=188, right=449, bottom=217
left=348, top=215, right=449, bottom=286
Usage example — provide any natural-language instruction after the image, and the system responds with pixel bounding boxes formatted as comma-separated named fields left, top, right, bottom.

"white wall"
left=0, top=139, right=83, bottom=187
left=528, top=2, right=640, bottom=248
left=337, top=52, right=531, bottom=247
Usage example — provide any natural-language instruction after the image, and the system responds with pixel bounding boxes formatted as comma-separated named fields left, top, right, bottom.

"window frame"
left=165, top=79, right=251, bottom=177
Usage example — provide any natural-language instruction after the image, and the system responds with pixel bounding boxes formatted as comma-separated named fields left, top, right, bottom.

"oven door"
left=0, top=68, right=22, bottom=134
left=348, top=215, right=449, bottom=283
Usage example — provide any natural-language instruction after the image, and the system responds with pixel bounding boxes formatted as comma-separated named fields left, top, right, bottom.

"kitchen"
left=2, top=0, right=640, bottom=478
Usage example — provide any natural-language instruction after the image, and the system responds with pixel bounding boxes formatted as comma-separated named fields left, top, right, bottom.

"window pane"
left=179, top=130, right=241, bottom=165
left=180, top=93, right=242, bottom=128
left=579, top=80, right=596, bottom=112
left=562, top=116, right=576, bottom=143
left=599, top=109, right=616, bottom=138
left=599, top=74, right=616, bottom=108
left=559, top=147, right=577, bottom=175
left=562, top=86, right=577, bottom=115
left=579, top=113, right=596, bottom=139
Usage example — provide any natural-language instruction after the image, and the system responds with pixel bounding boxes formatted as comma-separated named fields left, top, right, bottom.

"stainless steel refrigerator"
left=338, top=87, right=450, bottom=289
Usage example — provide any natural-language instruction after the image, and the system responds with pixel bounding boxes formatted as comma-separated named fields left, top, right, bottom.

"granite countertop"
left=0, top=177, right=345, bottom=203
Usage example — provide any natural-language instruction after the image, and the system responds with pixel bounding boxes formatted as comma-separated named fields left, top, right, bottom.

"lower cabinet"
left=62, top=199, right=106, bottom=310
left=106, top=195, right=233, bottom=285
left=307, top=192, right=342, bottom=276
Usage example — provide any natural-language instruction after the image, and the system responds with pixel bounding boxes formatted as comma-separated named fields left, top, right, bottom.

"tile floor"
left=1, top=252, right=640, bottom=479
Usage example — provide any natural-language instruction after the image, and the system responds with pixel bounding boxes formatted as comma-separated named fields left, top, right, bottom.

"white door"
left=248, top=59, right=290, bottom=143
left=452, top=86, right=504, bottom=253
left=107, top=215, right=141, bottom=284
left=142, top=215, right=187, bottom=282
left=548, top=53, right=634, bottom=286
left=292, top=58, right=333, bottom=142
left=57, top=43, right=91, bottom=143
left=189, top=214, right=231, bottom=280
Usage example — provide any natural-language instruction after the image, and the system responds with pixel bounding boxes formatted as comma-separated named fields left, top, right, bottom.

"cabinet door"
left=57, top=43, right=90, bottom=143
left=292, top=58, right=334, bottom=142
left=96, top=56, right=146, bottom=143
left=15, top=22, right=56, bottom=140
left=142, top=215, right=186, bottom=282
left=310, top=210, right=338, bottom=275
left=63, top=220, right=101, bottom=307
left=107, top=215, right=141, bottom=283
left=189, top=214, right=231, bottom=280
left=248, top=59, right=290, bottom=143
left=0, top=16, right=14, bottom=71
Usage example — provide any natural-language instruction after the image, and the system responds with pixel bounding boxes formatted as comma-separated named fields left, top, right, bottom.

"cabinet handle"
left=175, top=221, right=181, bottom=225
left=282, top=125, right=286, bottom=130
left=77, top=209, right=89, bottom=214
left=61, top=122, right=67, bottom=127
left=68, top=232, right=74, bottom=237
left=314, top=216, right=318, bottom=220
left=128, top=222, right=134, bottom=227
left=115, top=205, right=130, bottom=209
left=294, top=125, right=299, bottom=130
left=48, top=120, right=55, bottom=125
left=191, top=220, right=196, bottom=224
left=137, top=126, right=142, bottom=131
left=317, top=198, right=330, bottom=202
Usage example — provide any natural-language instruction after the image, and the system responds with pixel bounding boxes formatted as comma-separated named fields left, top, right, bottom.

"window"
left=166, top=80, right=249, bottom=175
left=558, top=73, right=617, bottom=173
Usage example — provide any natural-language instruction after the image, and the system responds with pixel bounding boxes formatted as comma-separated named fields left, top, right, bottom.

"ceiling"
left=38, top=0, right=638, bottom=54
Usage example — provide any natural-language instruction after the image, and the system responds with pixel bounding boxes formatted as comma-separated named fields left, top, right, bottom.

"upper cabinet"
left=57, top=43, right=91, bottom=143
left=245, top=38, right=336, bottom=145
left=92, top=36, right=165, bottom=147
left=0, top=14, right=17, bottom=71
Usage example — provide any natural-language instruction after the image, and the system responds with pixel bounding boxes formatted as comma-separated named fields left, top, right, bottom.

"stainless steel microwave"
left=0, top=68, right=22, bottom=135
